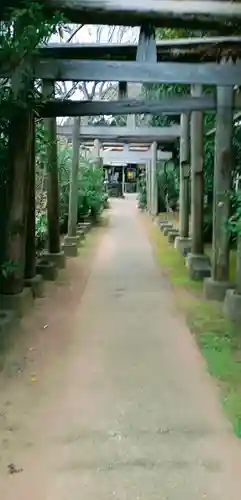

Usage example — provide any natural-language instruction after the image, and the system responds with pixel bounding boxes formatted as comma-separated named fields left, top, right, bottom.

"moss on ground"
left=147, top=214, right=241, bottom=438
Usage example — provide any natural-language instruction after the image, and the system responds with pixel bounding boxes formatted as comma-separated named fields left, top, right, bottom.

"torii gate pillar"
left=151, top=142, right=158, bottom=216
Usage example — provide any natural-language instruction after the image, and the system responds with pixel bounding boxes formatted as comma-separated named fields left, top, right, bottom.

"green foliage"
left=78, top=159, right=105, bottom=219
left=0, top=2, right=65, bottom=106
left=58, top=145, right=72, bottom=226
left=137, top=173, right=147, bottom=210
left=0, top=260, right=17, bottom=279
left=157, top=160, right=179, bottom=212
left=35, top=212, right=48, bottom=251
left=227, top=191, right=241, bottom=236
left=0, top=2, right=66, bottom=272
left=34, top=139, right=107, bottom=246
left=152, top=220, right=241, bottom=437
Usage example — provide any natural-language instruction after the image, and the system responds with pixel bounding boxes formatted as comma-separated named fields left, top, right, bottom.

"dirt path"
left=1, top=197, right=241, bottom=500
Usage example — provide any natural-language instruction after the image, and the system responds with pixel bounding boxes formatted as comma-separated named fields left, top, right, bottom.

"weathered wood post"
left=93, top=138, right=103, bottom=167
left=64, top=116, right=81, bottom=257
left=92, top=138, right=104, bottom=216
left=0, top=55, right=36, bottom=313
left=42, top=80, right=65, bottom=269
left=0, top=108, right=33, bottom=314
left=136, top=23, right=157, bottom=215
left=151, top=141, right=158, bottom=216
left=175, top=113, right=192, bottom=255
left=122, top=164, right=126, bottom=196
left=146, top=160, right=152, bottom=213
left=145, top=162, right=149, bottom=210
left=186, top=84, right=211, bottom=280
left=204, top=71, right=234, bottom=301
left=24, top=117, right=44, bottom=297
left=118, top=82, right=130, bottom=197
left=68, top=117, right=81, bottom=237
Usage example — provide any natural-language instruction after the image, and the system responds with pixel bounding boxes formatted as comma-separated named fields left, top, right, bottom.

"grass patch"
left=146, top=214, right=241, bottom=437
left=151, top=219, right=202, bottom=293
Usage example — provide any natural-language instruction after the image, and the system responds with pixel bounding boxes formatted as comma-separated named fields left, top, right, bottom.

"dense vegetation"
left=36, top=137, right=107, bottom=252
left=0, top=3, right=107, bottom=276
left=138, top=28, right=241, bottom=243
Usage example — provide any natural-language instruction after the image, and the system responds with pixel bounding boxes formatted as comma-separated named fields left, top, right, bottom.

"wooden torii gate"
left=41, top=27, right=238, bottom=299
left=1, top=0, right=240, bottom=319
left=1, top=1, right=241, bottom=31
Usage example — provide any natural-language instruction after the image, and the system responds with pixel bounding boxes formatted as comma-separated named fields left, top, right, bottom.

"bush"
left=78, top=160, right=106, bottom=221
left=35, top=144, right=107, bottom=246
left=57, top=148, right=106, bottom=225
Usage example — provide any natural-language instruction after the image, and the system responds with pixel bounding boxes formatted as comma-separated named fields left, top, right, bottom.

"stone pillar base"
left=174, top=237, right=192, bottom=257
left=36, top=260, right=58, bottom=281
left=25, top=274, right=45, bottom=298
left=168, top=230, right=179, bottom=244
left=160, top=222, right=173, bottom=232
left=77, top=222, right=91, bottom=233
left=163, top=226, right=175, bottom=236
left=186, top=253, right=211, bottom=281
left=223, top=289, right=241, bottom=322
left=0, top=288, right=33, bottom=317
left=76, top=229, right=85, bottom=242
left=63, top=242, right=78, bottom=257
left=43, top=251, right=66, bottom=269
left=64, top=236, right=79, bottom=246
left=203, top=277, right=233, bottom=302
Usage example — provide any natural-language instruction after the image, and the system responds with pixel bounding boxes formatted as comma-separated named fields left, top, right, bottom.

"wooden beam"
left=57, top=125, right=181, bottom=143
left=34, top=37, right=241, bottom=65
left=1, top=1, right=240, bottom=31
left=6, top=94, right=241, bottom=119
left=23, top=60, right=241, bottom=86
left=101, top=150, right=171, bottom=163
left=39, top=38, right=241, bottom=61
left=69, top=140, right=173, bottom=149
left=37, top=94, right=241, bottom=118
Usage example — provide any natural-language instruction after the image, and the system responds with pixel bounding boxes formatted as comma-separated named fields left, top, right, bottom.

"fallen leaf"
left=8, top=463, right=23, bottom=475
